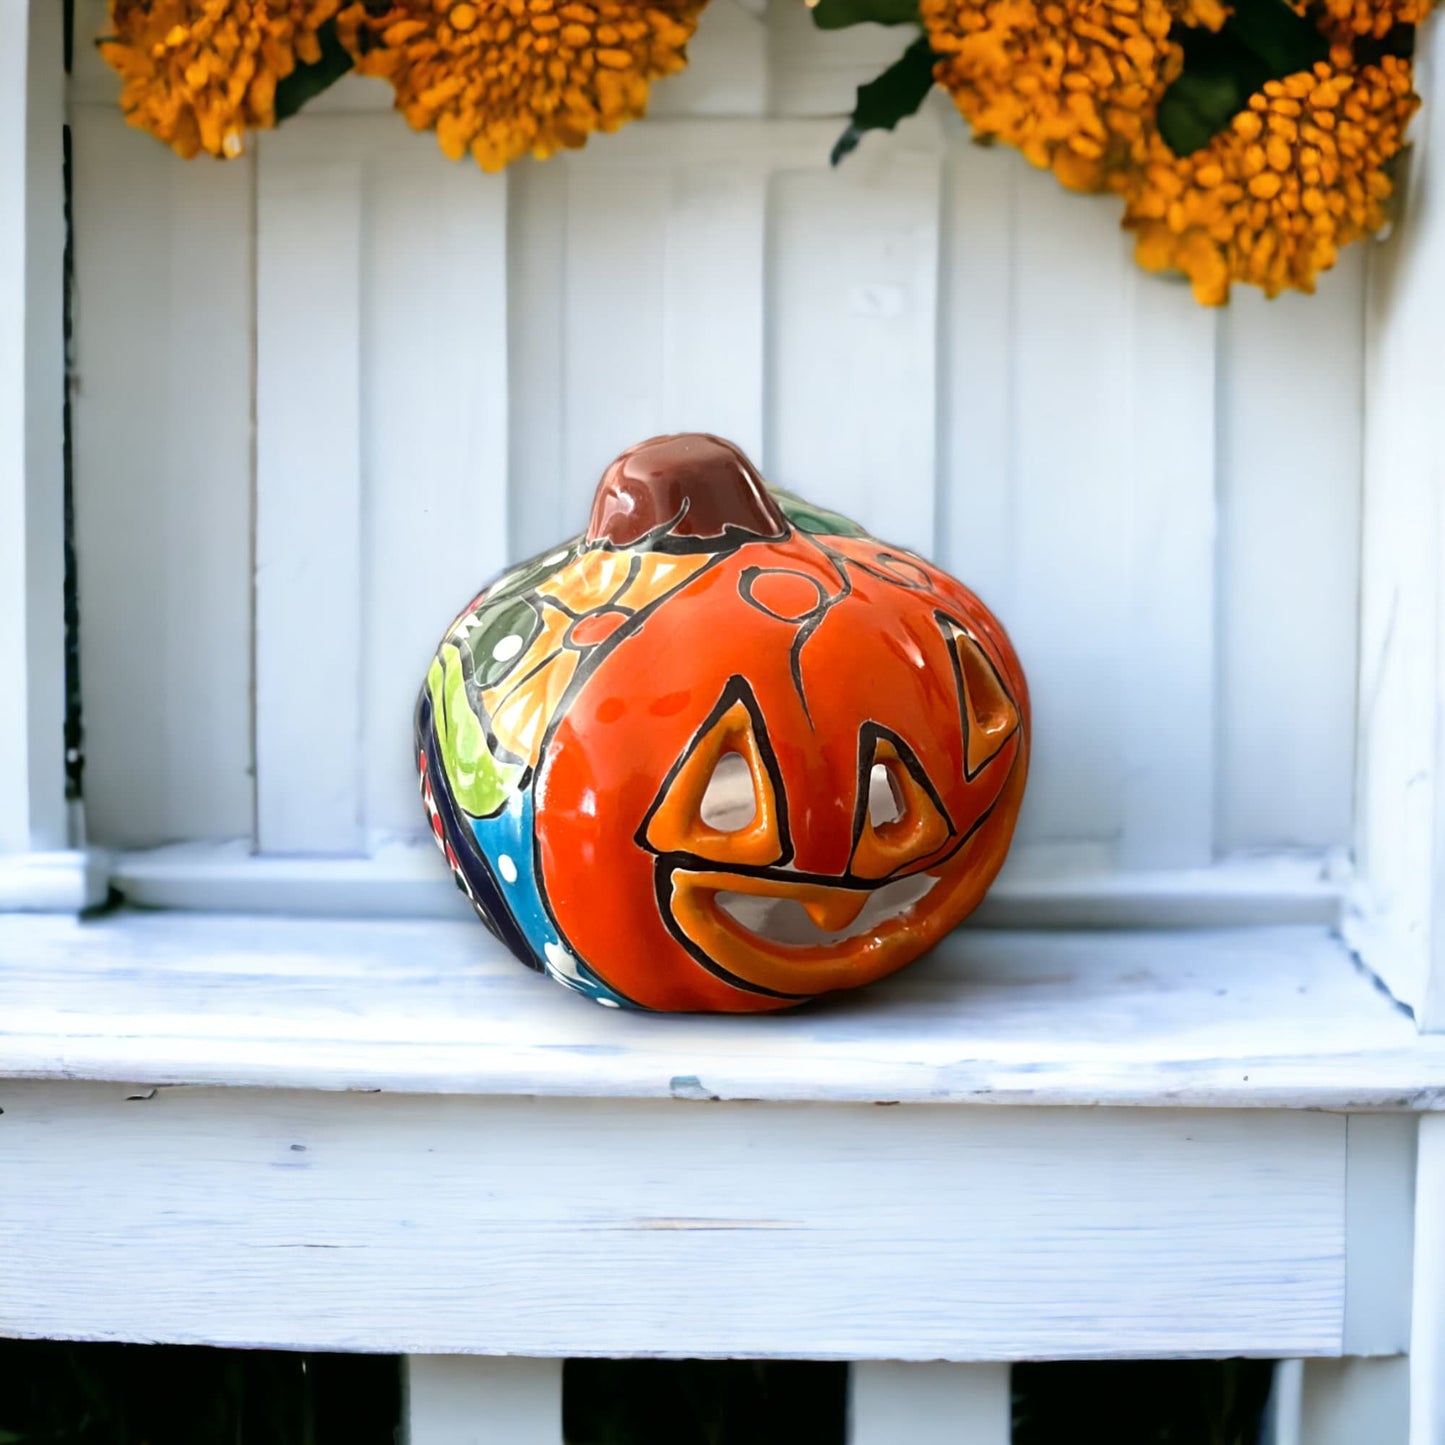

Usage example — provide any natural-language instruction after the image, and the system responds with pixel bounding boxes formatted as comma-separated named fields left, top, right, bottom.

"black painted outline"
left=737, top=565, right=828, bottom=623
left=934, top=609, right=1022, bottom=782
left=650, top=862, right=810, bottom=1002
left=647, top=783, right=1009, bottom=1002
left=846, top=548, right=934, bottom=592
left=590, top=494, right=791, bottom=557
left=633, top=674, right=794, bottom=868
left=847, top=721, right=957, bottom=880
left=413, top=687, right=540, bottom=972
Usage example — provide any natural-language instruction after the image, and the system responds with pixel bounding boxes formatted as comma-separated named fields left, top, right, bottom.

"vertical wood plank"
left=1343, top=1114, right=1416, bottom=1356
left=1353, top=24, right=1445, bottom=1028
left=406, top=1355, right=561, bottom=1445
left=848, top=1362, right=1010, bottom=1445
left=70, top=112, right=255, bottom=848
left=362, top=141, right=509, bottom=843
left=767, top=0, right=911, bottom=118
left=766, top=139, right=940, bottom=553
left=1300, top=1358, right=1408, bottom=1445
left=1216, top=252, right=1364, bottom=856
left=1007, top=182, right=1133, bottom=851
left=1119, top=272, right=1216, bottom=869
left=1262, top=1359, right=1304, bottom=1445
left=661, top=166, right=767, bottom=460
left=936, top=135, right=1015, bottom=612
left=517, top=152, right=768, bottom=558
left=508, top=157, right=569, bottom=561
left=649, top=0, right=767, bottom=118
left=255, top=142, right=363, bottom=855
left=1411, top=1114, right=1445, bottom=1445
left=560, top=163, right=669, bottom=508
left=0, top=0, right=67, bottom=855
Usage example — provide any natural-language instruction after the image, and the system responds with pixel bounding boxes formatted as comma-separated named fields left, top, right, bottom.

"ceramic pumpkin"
left=417, top=434, right=1029, bottom=1012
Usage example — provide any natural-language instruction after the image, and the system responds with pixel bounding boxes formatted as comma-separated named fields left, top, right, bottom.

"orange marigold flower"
left=921, top=0, right=1226, bottom=194
left=336, top=0, right=704, bottom=172
left=101, top=0, right=341, bottom=158
left=1288, top=0, right=1429, bottom=41
left=1123, top=54, right=1418, bottom=304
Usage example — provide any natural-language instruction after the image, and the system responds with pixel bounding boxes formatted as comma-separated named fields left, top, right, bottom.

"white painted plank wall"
left=1217, top=260, right=1365, bottom=857
left=65, top=0, right=1369, bottom=898
left=255, top=139, right=365, bottom=854
left=360, top=127, right=511, bottom=841
left=1351, top=22, right=1445, bottom=1029
left=69, top=115, right=256, bottom=848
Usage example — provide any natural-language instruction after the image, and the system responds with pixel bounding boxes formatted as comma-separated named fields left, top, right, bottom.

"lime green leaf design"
left=428, top=645, right=522, bottom=818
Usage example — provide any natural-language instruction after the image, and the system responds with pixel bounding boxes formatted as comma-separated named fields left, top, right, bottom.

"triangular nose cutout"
left=940, top=617, right=1020, bottom=779
left=642, top=692, right=786, bottom=867
left=850, top=734, right=952, bottom=881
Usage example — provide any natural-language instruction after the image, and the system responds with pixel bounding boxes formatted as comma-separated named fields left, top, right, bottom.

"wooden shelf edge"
left=2, top=911, right=1443, bottom=1108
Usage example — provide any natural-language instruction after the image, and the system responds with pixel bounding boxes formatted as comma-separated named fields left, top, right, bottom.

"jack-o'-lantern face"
left=417, top=433, right=1028, bottom=1012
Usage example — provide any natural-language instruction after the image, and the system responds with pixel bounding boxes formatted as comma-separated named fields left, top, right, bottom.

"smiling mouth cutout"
left=664, top=868, right=942, bottom=997
left=714, top=872, right=939, bottom=945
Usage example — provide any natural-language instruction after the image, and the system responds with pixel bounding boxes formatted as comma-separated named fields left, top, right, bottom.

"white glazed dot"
left=543, top=550, right=569, bottom=566
left=497, top=854, right=518, bottom=884
left=597, top=997, right=621, bottom=1008
left=492, top=634, right=524, bottom=663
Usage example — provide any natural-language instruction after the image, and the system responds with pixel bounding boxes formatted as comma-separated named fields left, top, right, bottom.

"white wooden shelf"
left=0, top=911, right=1426, bottom=1362
left=3, top=910, right=1442, bottom=1109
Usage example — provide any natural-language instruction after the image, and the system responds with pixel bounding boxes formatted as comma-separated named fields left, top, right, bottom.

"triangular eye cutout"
left=850, top=729, right=953, bottom=881
left=937, top=615, right=1020, bottom=780
left=640, top=679, right=789, bottom=867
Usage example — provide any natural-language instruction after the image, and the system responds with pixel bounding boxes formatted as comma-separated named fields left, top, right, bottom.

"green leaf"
left=811, top=0, right=920, bottom=30
left=274, top=19, right=354, bottom=123
left=1224, top=0, right=1329, bottom=78
left=1157, top=0, right=1331, bottom=156
left=1157, top=64, right=1253, bottom=156
left=832, top=36, right=937, bottom=165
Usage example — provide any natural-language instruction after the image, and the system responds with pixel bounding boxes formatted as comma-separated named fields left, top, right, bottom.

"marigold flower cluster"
left=1298, top=0, right=1429, bottom=39
left=102, top=0, right=340, bottom=158
left=1124, top=55, right=1418, bottom=302
left=337, top=0, right=704, bottom=171
left=920, top=0, right=1224, bottom=194
left=102, top=0, right=701, bottom=168
left=923, top=0, right=1423, bottom=301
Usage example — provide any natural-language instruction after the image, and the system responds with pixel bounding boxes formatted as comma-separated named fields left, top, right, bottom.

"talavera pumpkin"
left=417, top=434, right=1029, bottom=1012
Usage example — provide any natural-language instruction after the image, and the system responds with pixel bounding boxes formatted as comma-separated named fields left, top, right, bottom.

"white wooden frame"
left=0, top=0, right=104, bottom=911
left=5, top=0, right=1445, bottom=1442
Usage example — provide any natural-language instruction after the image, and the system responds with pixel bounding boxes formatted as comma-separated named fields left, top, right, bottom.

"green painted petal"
left=428, top=645, right=522, bottom=818
left=770, top=486, right=870, bottom=538
left=460, top=595, right=544, bottom=689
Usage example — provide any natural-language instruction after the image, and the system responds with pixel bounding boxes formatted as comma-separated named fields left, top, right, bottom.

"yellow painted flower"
left=102, top=0, right=341, bottom=158
left=336, top=0, right=705, bottom=172
left=1123, top=54, right=1418, bottom=304
left=920, top=0, right=1226, bottom=194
